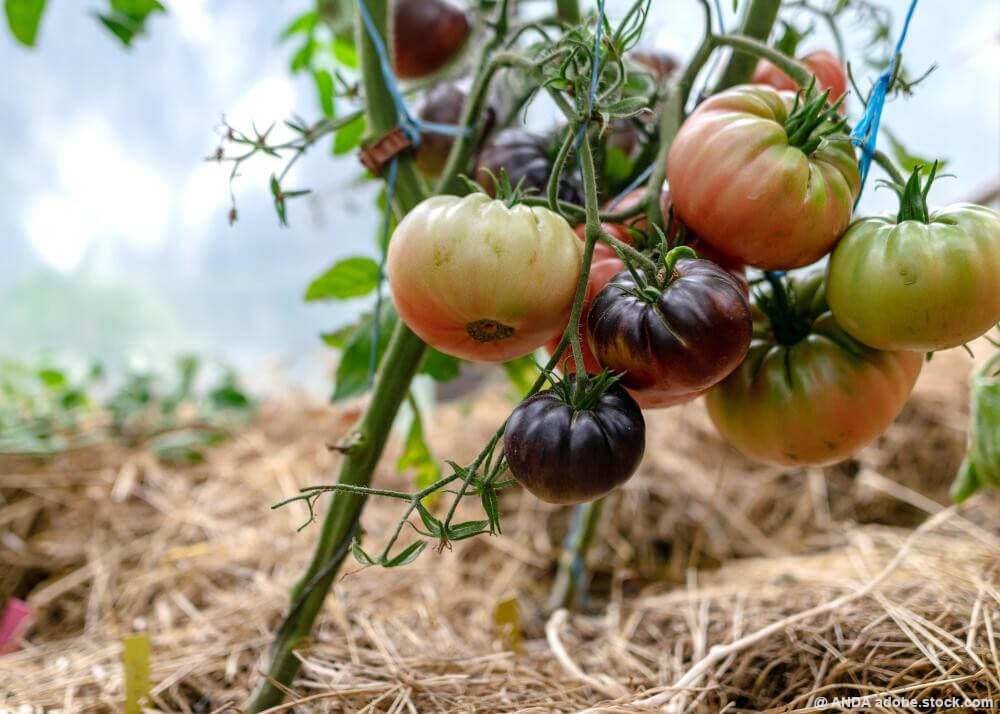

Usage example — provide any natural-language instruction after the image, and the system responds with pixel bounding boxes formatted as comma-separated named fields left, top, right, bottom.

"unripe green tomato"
left=826, top=203, right=1000, bottom=351
left=387, top=193, right=582, bottom=362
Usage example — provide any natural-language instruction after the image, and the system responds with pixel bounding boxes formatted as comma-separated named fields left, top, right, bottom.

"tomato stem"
left=712, top=0, right=784, bottom=91
left=887, top=161, right=940, bottom=224
left=759, top=272, right=812, bottom=346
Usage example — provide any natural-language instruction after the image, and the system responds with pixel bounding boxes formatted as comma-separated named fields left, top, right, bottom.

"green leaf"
left=415, top=502, right=443, bottom=536
left=951, top=355, right=1000, bottom=502
left=446, top=520, right=489, bottom=540
left=304, top=257, right=380, bottom=301
left=502, top=356, right=540, bottom=395
left=331, top=308, right=397, bottom=402
left=95, top=0, right=164, bottom=47
left=313, top=69, right=335, bottom=118
left=5, top=0, right=46, bottom=46
left=480, top=484, right=501, bottom=535
left=334, top=114, right=365, bottom=155
left=290, top=36, right=316, bottom=72
left=419, top=349, right=461, bottom=382
left=280, top=10, right=316, bottom=40
left=332, top=35, right=358, bottom=68
left=397, top=402, right=441, bottom=498
left=351, top=539, right=378, bottom=566
left=883, top=128, right=947, bottom=176
left=320, top=323, right=357, bottom=349
left=37, top=368, right=66, bottom=389
left=151, top=428, right=226, bottom=466
left=382, top=540, right=427, bottom=567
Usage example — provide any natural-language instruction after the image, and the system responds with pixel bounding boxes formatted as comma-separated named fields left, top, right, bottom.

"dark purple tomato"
left=475, top=129, right=583, bottom=205
left=587, top=259, right=752, bottom=395
left=503, top=381, right=645, bottom=505
left=393, top=0, right=470, bottom=80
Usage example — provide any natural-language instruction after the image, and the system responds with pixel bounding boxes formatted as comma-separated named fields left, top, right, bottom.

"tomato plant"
left=504, top=374, right=645, bottom=504
left=667, top=84, right=860, bottom=270
left=826, top=164, right=1000, bottom=352
left=387, top=192, right=582, bottom=361
left=706, top=273, right=923, bottom=466
left=587, top=248, right=753, bottom=396
left=392, top=0, right=470, bottom=79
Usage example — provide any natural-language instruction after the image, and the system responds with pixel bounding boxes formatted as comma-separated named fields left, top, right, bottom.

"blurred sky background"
left=2, top=0, right=998, bottom=392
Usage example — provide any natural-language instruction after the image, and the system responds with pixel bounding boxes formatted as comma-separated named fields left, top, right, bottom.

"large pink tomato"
left=667, top=84, right=860, bottom=270
left=388, top=193, right=582, bottom=362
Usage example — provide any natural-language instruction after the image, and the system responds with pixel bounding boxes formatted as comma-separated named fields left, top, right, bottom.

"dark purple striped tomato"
left=393, top=0, right=470, bottom=80
left=587, top=259, right=752, bottom=396
left=504, top=382, right=645, bottom=505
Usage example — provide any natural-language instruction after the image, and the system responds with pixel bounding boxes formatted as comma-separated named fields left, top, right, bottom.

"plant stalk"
left=247, top=0, right=429, bottom=708
left=713, top=0, right=782, bottom=92
left=556, top=0, right=581, bottom=25
left=547, top=497, right=605, bottom=610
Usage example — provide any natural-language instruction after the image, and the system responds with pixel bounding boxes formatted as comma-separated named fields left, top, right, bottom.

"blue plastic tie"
left=850, top=0, right=919, bottom=200
left=355, top=0, right=472, bottom=146
left=573, top=0, right=607, bottom=159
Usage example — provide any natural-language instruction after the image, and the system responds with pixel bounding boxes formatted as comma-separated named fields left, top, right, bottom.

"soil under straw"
left=1, top=347, right=998, bottom=713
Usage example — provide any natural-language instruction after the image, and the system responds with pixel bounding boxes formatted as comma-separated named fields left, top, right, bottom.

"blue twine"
left=608, top=162, right=654, bottom=209
left=369, top=156, right=399, bottom=385
left=573, top=0, right=607, bottom=160
left=355, top=0, right=472, bottom=146
left=850, top=0, right=919, bottom=199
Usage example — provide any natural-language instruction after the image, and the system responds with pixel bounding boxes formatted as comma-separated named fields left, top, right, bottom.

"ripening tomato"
left=504, top=379, right=645, bottom=504
left=752, top=50, right=847, bottom=104
left=413, top=82, right=470, bottom=178
left=827, top=199, right=1000, bottom=352
left=388, top=193, right=582, bottom=361
left=705, top=273, right=922, bottom=467
left=588, top=257, right=753, bottom=396
left=667, top=84, right=860, bottom=270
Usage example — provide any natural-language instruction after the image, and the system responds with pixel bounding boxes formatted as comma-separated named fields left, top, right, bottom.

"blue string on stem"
left=354, top=0, right=473, bottom=385
left=850, top=0, right=919, bottom=202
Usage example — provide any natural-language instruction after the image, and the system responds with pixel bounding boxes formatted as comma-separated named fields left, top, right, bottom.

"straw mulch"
left=1, top=347, right=998, bottom=713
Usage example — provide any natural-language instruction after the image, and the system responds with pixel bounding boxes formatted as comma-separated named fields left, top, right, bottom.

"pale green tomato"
left=827, top=203, right=1000, bottom=351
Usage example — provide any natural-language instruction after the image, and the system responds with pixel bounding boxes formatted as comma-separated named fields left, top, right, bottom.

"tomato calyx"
left=608, top=244, right=698, bottom=305
left=879, top=161, right=942, bottom=224
left=545, top=368, right=625, bottom=413
left=757, top=272, right=812, bottom=345
left=783, top=78, right=849, bottom=154
left=467, top=167, right=533, bottom=208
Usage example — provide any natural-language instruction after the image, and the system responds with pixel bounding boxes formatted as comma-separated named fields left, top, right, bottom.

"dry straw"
left=0, top=347, right=998, bottom=712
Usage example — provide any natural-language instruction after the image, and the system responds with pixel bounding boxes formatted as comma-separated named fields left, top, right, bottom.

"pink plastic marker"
left=0, top=599, right=32, bottom=654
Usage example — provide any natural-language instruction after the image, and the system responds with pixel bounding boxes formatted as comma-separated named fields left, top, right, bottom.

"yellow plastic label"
left=122, top=633, right=151, bottom=714
left=493, top=595, right=521, bottom=651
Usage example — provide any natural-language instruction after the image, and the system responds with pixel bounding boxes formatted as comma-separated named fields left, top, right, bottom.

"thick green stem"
left=713, top=0, right=782, bottom=92
left=556, top=0, right=581, bottom=25
left=247, top=1, right=428, bottom=709
left=644, top=85, right=681, bottom=232
left=547, top=497, right=605, bottom=611
left=713, top=34, right=811, bottom=88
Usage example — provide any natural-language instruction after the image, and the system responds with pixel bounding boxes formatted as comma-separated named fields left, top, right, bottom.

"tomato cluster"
left=384, top=32, right=1000, bottom=505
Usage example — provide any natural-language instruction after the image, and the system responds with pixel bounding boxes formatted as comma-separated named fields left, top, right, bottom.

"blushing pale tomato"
left=388, top=193, right=581, bottom=361
left=667, top=84, right=860, bottom=270
left=705, top=273, right=922, bottom=466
